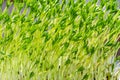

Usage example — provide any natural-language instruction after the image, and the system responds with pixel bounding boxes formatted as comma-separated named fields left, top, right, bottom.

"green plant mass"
left=0, top=0, right=120, bottom=80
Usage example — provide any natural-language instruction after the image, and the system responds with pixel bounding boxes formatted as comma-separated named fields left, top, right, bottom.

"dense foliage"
left=0, top=0, right=120, bottom=80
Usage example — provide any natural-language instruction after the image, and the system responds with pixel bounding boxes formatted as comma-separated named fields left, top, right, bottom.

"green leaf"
left=65, top=58, right=71, bottom=65
left=82, top=74, right=89, bottom=80
left=0, top=51, right=5, bottom=55
left=29, top=71, right=34, bottom=78
left=77, top=66, right=85, bottom=72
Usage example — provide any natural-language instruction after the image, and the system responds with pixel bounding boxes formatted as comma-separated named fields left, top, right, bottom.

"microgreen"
left=0, top=0, right=120, bottom=80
